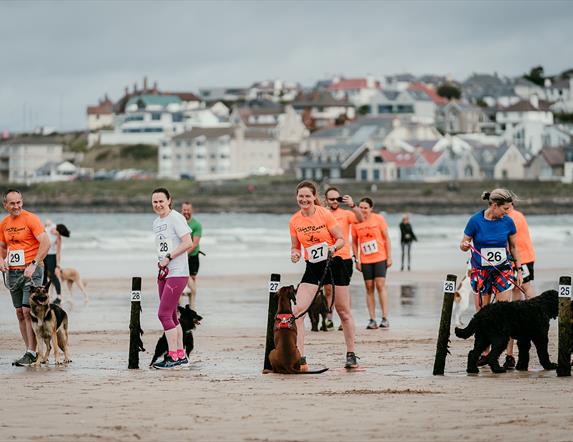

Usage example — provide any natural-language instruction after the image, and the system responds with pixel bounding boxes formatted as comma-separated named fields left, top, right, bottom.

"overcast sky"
left=1, top=0, right=572, bottom=132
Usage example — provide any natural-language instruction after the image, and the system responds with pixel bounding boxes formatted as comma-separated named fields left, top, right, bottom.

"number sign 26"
left=443, top=281, right=455, bottom=294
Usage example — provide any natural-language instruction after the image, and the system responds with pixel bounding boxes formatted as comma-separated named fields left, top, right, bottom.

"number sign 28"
left=131, top=290, right=141, bottom=301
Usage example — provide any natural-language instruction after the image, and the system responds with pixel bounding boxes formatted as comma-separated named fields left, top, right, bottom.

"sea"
left=39, top=211, right=573, bottom=279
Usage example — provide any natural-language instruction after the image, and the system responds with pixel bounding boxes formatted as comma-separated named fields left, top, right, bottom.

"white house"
left=34, top=160, right=79, bottom=182
left=0, top=137, right=63, bottom=184
left=158, top=126, right=281, bottom=180
left=87, top=95, right=114, bottom=131
left=367, top=90, right=436, bottom=124
left=327, top=76, right=382, bottom=107
left=496, top=96, right=554, bottom=132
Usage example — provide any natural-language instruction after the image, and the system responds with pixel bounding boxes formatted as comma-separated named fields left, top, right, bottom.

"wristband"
left=31, top=260, right=37, bottom=266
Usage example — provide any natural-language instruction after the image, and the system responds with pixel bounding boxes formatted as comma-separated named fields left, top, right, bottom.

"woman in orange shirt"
left=289, top=181, right=358, bottom=369
left=352, top=198, right=392, bottom=329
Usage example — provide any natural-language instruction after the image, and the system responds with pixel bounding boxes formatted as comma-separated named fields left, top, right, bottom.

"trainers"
left=53, top=297, right=62, bottom=305
left=366, top=319, right=378, bottom=329
left=345, top=352, right=360, bottom=369
left=325, top=319, right=334, bottom=330
left=177, top=356, right=189, bottom=367
left=477, top=355, right=488, bottom=367
left=338, top=324, right=343, bottom=331
left=13, top=352, right=37, bottom=367
left=503, top=355, right=516, bottom=370
left=152, top=355, right=180, bottom=370
left=379, top=318, right=390, bottom=328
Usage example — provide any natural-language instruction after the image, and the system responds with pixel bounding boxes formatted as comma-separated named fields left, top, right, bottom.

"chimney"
left=124, top=86, right=129, bottom=96
left=153, top=81, right=158, bottom=93
left=530, top=94, right=539, bottom=109
left=133, top=82, right=137, bottom=93
left=143, top=76, right=148, bottom=91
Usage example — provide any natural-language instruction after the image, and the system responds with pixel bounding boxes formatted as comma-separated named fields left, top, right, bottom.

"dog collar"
left=275, top=313, right=295, bottom=330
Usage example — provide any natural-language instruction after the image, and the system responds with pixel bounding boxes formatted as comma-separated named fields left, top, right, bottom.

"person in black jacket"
left=399, top=214, right=417, bottom=271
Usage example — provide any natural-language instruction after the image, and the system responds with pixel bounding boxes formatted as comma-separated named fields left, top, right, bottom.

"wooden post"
left=263, top=273, right=280, bottom=372
left=557, top=276, right=572, bottom=377
left=433, top=274, right=457, bottom=376
left=128, top=277, right=143, bottom=369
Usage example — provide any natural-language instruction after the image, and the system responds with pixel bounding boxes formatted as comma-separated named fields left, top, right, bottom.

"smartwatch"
left=165, top=253, right=172, bottom=262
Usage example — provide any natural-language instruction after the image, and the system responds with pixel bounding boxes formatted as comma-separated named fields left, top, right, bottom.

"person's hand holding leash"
left=291, top=248, right=301, bottom=263
left=0, top=258, right=7, bottom=273
left=23, top=261, right=36, bottom=279
left=460, top=240, right=471, bottom=252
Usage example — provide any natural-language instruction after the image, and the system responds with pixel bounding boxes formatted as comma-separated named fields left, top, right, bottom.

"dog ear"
left=288, top=285, right=297, bottom=305
left=178, top=305, right=184, bottom=314
left=44, top=281, right=51, bottom=293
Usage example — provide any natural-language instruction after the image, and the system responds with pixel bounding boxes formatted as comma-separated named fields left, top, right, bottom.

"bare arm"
left=0, top=241, right=7, bottom=272
left=460, top=234, right=472, bottom=252
left=328, top=224, right=345, bottom=254
left=55, top=234, right=62, bottom=267
left=508, top=233, right=523, bottom=285
left=343, top=195, right=363, bottom=222
left=188, top=235, right=201, bottom=254
left=381, top=226, right=392, bottom=267
left=24, top=231, right=50, bottom=278
left=290, top=235, right=301, bottom=263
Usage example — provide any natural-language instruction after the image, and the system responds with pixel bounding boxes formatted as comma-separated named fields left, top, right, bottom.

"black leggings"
left=43, top=254, right=61, bottom=295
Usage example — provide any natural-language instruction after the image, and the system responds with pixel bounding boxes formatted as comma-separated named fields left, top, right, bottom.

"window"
left=396, top=105, right=414, bottom=113
left=172, top=112, right=184, bottom=123
left=373, top=169, right=380, bottom=180
left=151, top=112, right=161, bottom=121
left=361, top=169, right=368, bottom=181
left=377, top=105, right=392, bottom=114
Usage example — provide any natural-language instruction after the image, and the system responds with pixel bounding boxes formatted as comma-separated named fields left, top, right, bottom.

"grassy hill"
left=80, top=144, right=158, bottom=172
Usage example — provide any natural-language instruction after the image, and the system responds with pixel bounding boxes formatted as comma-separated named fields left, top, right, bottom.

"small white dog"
left=452, top=272, right=473, bottom=327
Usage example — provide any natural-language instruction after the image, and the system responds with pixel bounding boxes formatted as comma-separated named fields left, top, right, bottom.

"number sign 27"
left=268, top=281, right=279, bottom=293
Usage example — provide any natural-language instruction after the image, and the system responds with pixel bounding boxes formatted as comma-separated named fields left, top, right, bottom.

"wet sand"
left=1, top=269, right=572, bottom=441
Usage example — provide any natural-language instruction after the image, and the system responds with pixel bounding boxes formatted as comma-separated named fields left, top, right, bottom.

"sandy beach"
left=1, top=268, right=572, bottom=442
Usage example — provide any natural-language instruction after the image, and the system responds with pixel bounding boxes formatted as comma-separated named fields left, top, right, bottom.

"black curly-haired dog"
left=150, top=305, right=202, bottom=366
left=455, top=289, right=558, bottom=374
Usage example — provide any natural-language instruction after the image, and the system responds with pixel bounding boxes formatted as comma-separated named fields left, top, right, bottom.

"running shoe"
left=152, top=355, right=179, bottom=370
left=177, top=356, right=189, bottom=367
left=503, top=355, right=516, bottom=370
left=338, top=324, right=344, bottom=331
left=366, top=319, right=378, bottom=329
left=379, top=318, right=390, bottom=328
left=53, top=297, right=62, bottom=305
left=13, top=352, right=37, bottom=367
left=345, top=352, right=360, bottom=369
left=325, top=319, right=334, bottom=330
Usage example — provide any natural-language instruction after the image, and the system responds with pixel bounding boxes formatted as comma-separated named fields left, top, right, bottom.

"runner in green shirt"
left=181, top=201, right=202, bottom=309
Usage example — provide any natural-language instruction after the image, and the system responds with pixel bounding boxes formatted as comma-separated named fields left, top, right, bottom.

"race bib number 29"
left=307, top=242, right=328, bottom=263
left=8, top=249, right=25, bottom=267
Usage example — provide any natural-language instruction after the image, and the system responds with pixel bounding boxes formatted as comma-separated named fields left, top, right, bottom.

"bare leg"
left=15, top=308, right=29, bottom=349
left=324, top=285, right=333, bottom=321
left=165, top=327, right=179, bottom=353
left=22, top=308, right=37, bottom=351
left=374, top=277, right=388, bottom=319
left=364, top=280, right=376, bottom=320
left=293, top=283, right=320, bottom=357
left=333, top=286, right=355, bottom=353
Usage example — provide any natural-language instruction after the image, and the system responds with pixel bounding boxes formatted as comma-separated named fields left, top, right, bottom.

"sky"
left=1, top=0, right=572, bottom=132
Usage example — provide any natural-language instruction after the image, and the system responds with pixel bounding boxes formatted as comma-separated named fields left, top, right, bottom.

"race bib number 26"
left=480, top=247, right=506, bottom=267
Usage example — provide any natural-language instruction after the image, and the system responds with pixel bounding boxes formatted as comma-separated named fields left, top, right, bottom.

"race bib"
left=8, top=249, right=25, bottom=267
left=480, top=247, right=506, bottom=267
left=361, top=240, right=378, bottom=256
left=520, top=264, right=530, bottom=279
left=157, top=238, right=172, bottom=260
left=307, top=242, right=328, bottom=263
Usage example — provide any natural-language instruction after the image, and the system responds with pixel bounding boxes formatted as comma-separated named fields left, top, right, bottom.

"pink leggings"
left=157, top=276, right=188, bottom=331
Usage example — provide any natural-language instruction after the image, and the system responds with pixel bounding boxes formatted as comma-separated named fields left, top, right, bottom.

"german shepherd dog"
left=268, top=285, right=328, bottom=374
left=308, top=288, right=329, bottom=332
left=150, top=305, right=203, bottom=366
left=29, top=284, right=71, bottom=366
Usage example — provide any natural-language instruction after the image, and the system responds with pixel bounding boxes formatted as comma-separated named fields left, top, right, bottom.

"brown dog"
left=29, top=284, right=71, bottom=366
left=56, top=267, right=88, bottom=302
left=268, top=285, right=328, bottom=374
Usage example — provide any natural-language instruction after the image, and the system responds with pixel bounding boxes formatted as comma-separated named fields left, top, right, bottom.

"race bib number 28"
left=157, top=239, right=172, bottom=260
left=8, top=249, right=25, bottom=267
left=307, top=242, right=328, bottom=263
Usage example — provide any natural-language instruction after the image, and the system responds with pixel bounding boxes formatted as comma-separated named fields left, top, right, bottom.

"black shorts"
left=343, top=258, right=353, bottom=280
left=361, top=260, right=387, bottom=281
left=300, top=256, right=350, bottom=287
left=188, top=254, right=200, bottom=276
left=520, top=262, right=534, bottom=284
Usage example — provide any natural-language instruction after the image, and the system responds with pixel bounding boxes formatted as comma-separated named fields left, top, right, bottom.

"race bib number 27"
left=307, top=242, right=328, bottom=263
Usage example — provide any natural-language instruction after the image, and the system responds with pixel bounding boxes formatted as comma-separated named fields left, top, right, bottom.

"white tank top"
left=47, top=225, right=58, bottom=255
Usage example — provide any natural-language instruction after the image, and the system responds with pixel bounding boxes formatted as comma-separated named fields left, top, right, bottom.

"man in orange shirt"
left=0, top=189, right=50, bottom=366
left=507, top=203, right=536, bottom=299
left=323, top=187, right=363, bottom=330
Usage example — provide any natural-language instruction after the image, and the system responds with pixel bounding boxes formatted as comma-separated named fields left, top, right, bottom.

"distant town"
left=1, top=66, right=573, bottom=185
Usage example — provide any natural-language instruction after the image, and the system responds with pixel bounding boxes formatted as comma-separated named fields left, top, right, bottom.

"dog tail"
left=454, top=317, right=476, bottom=339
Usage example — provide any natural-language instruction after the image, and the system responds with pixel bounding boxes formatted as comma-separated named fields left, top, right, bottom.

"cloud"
left=1, top=0, right=572, bottom=130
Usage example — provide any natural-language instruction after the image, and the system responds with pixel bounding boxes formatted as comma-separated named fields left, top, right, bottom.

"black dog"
left=455, top=289, right=558, bottom=374
left=308, top=289, right=329, bottom=332
left=150, top=306, right=202, bottom=366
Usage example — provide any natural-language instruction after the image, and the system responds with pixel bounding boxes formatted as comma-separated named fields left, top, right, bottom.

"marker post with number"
left=263, top=273, right=280, bottom=372
left=557, top=276, right=572, bottom=377
left=433, top=274, right=457, bottom=376
left=128, top=277, right=143, bottom=369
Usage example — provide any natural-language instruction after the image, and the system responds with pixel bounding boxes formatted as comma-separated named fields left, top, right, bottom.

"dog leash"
left=157, top=263, right=169, bottom=280
left=466, top=243, right=528, bottom=298
left=294, top=253, right=335, bottom=320
left=2, top=272, right=28, bottom=292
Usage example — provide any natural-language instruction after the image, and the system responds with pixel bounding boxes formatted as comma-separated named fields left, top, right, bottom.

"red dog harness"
left=275, top=313, right=295, bottom=330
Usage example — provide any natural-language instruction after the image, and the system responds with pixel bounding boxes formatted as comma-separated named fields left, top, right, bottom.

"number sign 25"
left=558, top=285, right=571, bottom=299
